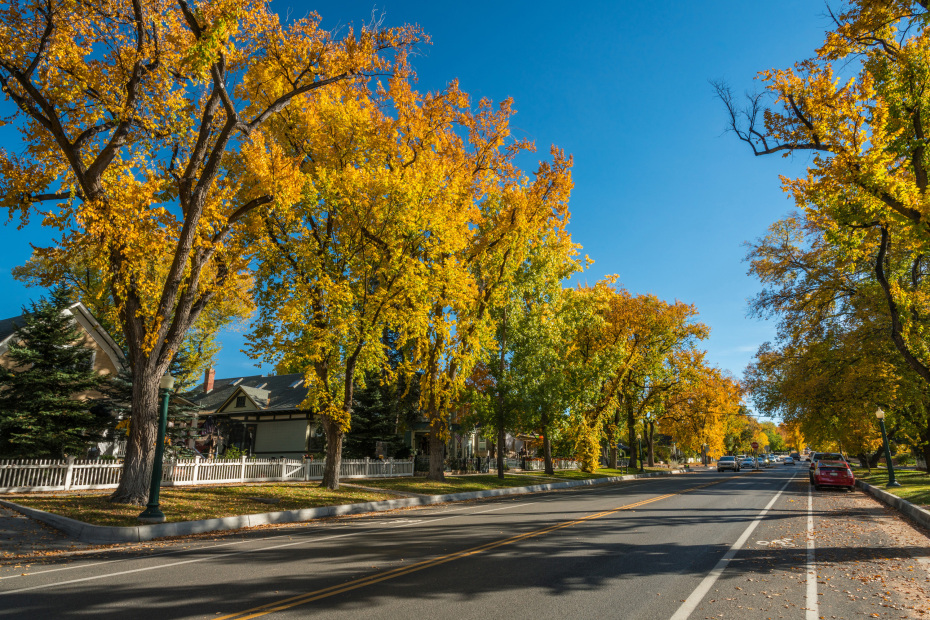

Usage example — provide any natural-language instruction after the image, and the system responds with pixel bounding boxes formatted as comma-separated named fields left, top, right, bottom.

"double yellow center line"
left=217, top=478, right=724, bottom=619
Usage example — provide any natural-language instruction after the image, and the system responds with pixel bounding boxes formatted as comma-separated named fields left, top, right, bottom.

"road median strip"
left=0, top=469, right=689, bottom=544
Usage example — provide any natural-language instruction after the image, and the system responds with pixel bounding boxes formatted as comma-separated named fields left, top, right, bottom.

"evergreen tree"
left=98, top=369, right=201, bottom=456
left=0, top=288, right=109, bottom=458
left=343, top=331, right=420, bottom=459
left=344, top=372, right=416, bottom=459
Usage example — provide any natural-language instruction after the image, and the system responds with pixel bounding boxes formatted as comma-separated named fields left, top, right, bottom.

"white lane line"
left=0, top=501, right=538, bottom=595
left=806, top=482, right=818, bottom=620
left=668, top=472, right=797, bottom=620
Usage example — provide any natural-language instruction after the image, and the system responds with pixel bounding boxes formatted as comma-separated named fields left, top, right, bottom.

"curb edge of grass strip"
left=855, top=478, right=930, bottom=530
left=0, top=469, right=687, bottom=544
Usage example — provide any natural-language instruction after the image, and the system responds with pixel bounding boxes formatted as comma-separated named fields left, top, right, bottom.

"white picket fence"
left=520, top=459, right=580, bottom=471
left=0, top=457, right=414, bottom=493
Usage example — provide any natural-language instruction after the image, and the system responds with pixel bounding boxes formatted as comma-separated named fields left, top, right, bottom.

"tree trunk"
left=109, top=365, right=161, bottom=505
left=496, top=421, right=506, bottom=479
left=609, top=407, right=621, bottom=469
left=626, top=400, right=637, bottom=470
left=320, top=356, right=359, bottom=490
left=496, top=308, right=507, bottom=480
left=320, top=416, right=344, bottom=489
left=647, top=420, right=655, bottom=467
left=543, top=434, right=553, bottom=475
left=428, top=425, right=445, bottom=481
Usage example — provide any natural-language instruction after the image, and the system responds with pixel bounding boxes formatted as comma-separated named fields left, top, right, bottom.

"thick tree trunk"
left=609, top=407, right=621, bottom=469
left=321, top=416, right=344, bottom=490
left=543, top=433, right=553, bottom=475
left=109, top=366, right=161, bottom=505
left=626, top=400, right=637, bottom=470
left=496, top=422, right=506, bottom=479
left=428, top=426, right=445, bottom=481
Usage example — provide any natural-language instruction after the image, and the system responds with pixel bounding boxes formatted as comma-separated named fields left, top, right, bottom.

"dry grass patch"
left=7, top=483, right=395, bottom=527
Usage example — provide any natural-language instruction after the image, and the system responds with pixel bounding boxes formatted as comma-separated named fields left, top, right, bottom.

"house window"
left=235, top=396, right=246, bottom=408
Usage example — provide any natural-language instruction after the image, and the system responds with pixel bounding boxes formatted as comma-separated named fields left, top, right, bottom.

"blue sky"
left=0, top=1, right=829, bottom=389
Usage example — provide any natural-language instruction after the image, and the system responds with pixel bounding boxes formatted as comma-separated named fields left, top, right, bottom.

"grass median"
left=4, top=466, right=673, bottom=528
left=6, top=484, right=396, bottom=527
left=854, top=467, right=930, bottom=508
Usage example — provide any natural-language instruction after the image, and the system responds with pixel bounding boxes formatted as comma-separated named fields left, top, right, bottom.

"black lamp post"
left=637, top=433, right=644, bottom=473
left=139, top=373, right=175, bottom=523
left=875, top=407, right=901, bottom=488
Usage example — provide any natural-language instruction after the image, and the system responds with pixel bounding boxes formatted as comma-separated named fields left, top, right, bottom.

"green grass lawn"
left=358, top=465, right=676, bottom=494
left=8, top=483, right=394, bottom=527
left=351, top=473, right=565, bottom=495
left=853, top=467, right=930, bottom=508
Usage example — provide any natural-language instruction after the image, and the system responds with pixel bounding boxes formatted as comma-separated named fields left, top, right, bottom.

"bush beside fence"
left=0, top=457, right=414, bottom=493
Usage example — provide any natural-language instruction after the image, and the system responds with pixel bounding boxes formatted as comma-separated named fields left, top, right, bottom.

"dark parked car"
left=717, top=456, right=740, bottom=472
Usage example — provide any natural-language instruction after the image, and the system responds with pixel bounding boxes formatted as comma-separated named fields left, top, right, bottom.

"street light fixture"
left=874, top=408, right=901, bottom=488
left=139, top=373, right=175, bottom=523
left=637, top=433, right=644, bottom=473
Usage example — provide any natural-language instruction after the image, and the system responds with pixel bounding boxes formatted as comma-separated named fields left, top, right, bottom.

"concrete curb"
left=856, top=479, right=930, bottom=530
left=0, top=469, right=686, bottom=544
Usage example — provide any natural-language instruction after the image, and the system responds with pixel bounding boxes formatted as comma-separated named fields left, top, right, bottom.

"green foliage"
left=98, top=370, right=200, bottom=450
left=344, top=369, right=418, bottom=459
left=0, top=288, right=109, bottom=458
left=762, top=422, right=787, bottom=452
left=223, top=446, right=245, bottom=459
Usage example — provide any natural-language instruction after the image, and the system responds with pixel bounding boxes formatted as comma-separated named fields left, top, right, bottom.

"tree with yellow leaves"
left=402, top=109, right=574, bottom=481
left=662, top=364, right=742, bottom=461
left=248, top=74, right=502, bottom=490
left=0, top=0, right=419, bottom=503
left=610, top=293, right=709, bottom=468
left=718, top=1, right=930, bottom=386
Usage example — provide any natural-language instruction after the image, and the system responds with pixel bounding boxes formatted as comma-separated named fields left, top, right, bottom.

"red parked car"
left=812, top=459, right=855, bottom=490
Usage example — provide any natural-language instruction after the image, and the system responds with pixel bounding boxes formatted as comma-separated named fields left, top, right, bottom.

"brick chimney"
left=204, top=367, right=215, bottom=393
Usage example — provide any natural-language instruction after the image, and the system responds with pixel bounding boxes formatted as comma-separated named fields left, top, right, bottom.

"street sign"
left=751, top=441, right=759, bottom=450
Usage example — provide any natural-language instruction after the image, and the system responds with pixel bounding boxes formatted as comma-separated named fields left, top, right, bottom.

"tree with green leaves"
left=0, top=288, right=110, bottom=458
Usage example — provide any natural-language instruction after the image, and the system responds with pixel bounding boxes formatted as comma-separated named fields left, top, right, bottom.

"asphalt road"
left=0, top=467, right=928, bottom=619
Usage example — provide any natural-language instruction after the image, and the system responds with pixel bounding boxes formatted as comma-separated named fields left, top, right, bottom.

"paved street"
left=0, top=468, right=928, bottom=619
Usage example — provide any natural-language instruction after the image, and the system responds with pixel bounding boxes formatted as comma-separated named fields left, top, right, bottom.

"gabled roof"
left=0, top=302, right=127, bottom=373
left=185, top=373, right=310, bottom=413
left=0, top=314, right=26, bottom=345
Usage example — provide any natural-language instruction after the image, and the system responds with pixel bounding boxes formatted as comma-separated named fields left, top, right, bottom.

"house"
left=0, top=301, right=127, bottom=381
left=185, top=370, right=321, bottom=459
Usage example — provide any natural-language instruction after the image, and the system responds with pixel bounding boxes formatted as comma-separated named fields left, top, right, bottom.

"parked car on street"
left=717, top=456, right=740, bottom=472
left=808, top=452, right=848, bottom=482
left=812, top=459, right=855, bottom=490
